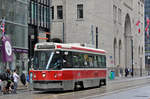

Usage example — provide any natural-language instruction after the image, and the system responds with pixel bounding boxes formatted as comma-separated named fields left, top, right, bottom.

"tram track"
left=53, top=76, right=150, bottom=99
left=31, top=76, right=150, bottom=99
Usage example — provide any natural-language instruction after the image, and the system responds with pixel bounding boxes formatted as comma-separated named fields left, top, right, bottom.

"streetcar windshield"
left=33, top=51, right=54, bottom=70
left=33, top=50, right=63, bottom=70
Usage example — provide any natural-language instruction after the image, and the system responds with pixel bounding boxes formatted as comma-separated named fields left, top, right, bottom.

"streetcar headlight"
left=42, top=73, right=46, bottom=78
left=33, top=74, right=36, bottom=78
left=54, top=74, right=57, bottom=78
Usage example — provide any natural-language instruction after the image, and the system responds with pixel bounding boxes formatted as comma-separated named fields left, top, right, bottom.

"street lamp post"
left=148, top=56, right=150, bottom=75
left=131, top=38, right=134, bottom=77
left=140, top=56, right=142, bottom=77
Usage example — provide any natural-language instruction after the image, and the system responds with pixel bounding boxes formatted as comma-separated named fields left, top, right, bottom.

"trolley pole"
left=96, top=27, right=98, bottom=48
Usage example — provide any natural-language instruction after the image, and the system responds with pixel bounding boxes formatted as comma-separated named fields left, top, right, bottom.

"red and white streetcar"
left=29, top=42, right=107, bottom=91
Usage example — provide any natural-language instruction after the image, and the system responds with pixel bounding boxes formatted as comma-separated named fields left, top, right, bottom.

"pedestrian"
left=13, top=69, right=19, bottom=94
left=26, top=73, right=29, bottom=83
left=20, top=72, right=26, bottom=86
left=129, top=68, right=132, bottom=76
left=0, top=79, right=2, bottom=92
left=119, top=68, right=123, bottom=77
left=125, top=67, right=129, bottom=77
left=4, top=69, right=12, bottom=94
left=26, top=73, right=29, bottom=88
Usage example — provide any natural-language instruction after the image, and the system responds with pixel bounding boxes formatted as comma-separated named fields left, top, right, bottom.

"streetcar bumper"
left=33, top=80, right=63, bottom=91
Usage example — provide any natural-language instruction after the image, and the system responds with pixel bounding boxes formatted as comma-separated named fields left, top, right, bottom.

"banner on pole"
left=1, top=36, right=13, bottom=62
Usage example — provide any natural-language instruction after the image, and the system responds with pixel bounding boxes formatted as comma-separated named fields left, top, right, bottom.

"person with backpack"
left=5, top=69, right=12, bottom=93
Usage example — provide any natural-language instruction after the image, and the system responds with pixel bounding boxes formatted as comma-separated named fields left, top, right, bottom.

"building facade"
left=28, top=0, right=50, bottom=67
left=50, top=0, right=145, bottom=76
left=0, top=0, right=28, bottom=75
left=145, top=0, right=150, bottom=71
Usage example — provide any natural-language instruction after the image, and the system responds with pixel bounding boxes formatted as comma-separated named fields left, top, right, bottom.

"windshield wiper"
left=46, top=52, right=54, bottom=70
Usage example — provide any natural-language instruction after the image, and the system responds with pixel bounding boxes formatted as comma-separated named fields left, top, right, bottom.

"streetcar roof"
left=35, top=42, right=106, bottom=54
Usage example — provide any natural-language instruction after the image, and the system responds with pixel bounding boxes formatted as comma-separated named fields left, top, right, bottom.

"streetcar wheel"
left=74, top=81, right=84, bottom=90
left=80, top=81, right=84, bottom=90
left=74, top=82, right=78, bottom=90
left=103, top=79, right=106, bottom=85
left=98, top=80, right=102, bottom=87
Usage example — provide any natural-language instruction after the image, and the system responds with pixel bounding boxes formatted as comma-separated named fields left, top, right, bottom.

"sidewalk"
left=108, top=75, right=150, bottom=83
left=17, top=81, right=28, bottom=90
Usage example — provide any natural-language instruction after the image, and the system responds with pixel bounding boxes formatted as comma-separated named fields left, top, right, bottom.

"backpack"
left=1, top=73, right=8, bottom=81
left=26, top=74, right=29, bottom=82
left=10, top=74, right=14, bottom=82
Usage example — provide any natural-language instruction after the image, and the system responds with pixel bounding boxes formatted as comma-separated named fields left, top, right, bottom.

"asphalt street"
left=0, top=76, right=150, bottom=99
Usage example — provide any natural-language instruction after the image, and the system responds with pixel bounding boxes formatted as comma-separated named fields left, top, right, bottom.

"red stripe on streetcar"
left=56, top=44, right=105, bottom=54
left=71, top=46, right=106, bottom=54
left=37, top=36, right=48, bottom=40
left=57, top=45, right=62, bottom=48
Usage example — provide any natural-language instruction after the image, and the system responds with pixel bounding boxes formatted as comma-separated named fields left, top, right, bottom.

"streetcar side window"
left=72, top=53, right=79, bottom=67
left=65, top=51, right=106, bottom=68
left=97, top=55, right=106, bottom=68
left=48, top=51, right=63, bottom=70
left=62, top=51, right=73, bottom=68
left=83, top=54, right=89, bottom=67
left=93, top=56, right=98, bottom=68
left=97, top=56, right=102, bottom=68
left=72, top=52, right=84, bottom=68
left=78, top=54, right=85, bottom=67
left=102, top=56, right=106, bottom=68
left=88, top=55, right=94, bottom=68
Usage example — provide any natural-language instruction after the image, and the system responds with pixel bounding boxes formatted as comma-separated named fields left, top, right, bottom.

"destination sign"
left=37, top=45, right=55, bottom=49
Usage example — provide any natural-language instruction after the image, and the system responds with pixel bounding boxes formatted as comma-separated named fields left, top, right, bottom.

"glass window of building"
left=57, top=5, right=63, bottom=19
left=77, top=4, right=83, bottom=19
left=138, top=2, right=140, bottom=14
left=113, top=5, right=117, bottom=24
left=141, top=4, right=143, bottom=16
left=51, top=6, right=54, bottom=20
left=118, top=8, right=122, bottom=24
left=31, top=1, right=37, bottom=25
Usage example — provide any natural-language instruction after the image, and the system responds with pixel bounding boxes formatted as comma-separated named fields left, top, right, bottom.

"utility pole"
left=131, top=38, right=134, bottom=77
left=91, top=25, right=94, bottom=45
left=62, top=22, right=65, bottom=43
left=96, top=27, right=98, bottom=48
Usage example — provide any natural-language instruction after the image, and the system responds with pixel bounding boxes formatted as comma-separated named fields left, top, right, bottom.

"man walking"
left=125, top=67, right=129, bottom=77
left=13, top=70, right=19, bottom=94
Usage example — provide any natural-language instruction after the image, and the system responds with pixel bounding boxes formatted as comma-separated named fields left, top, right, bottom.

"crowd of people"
left=109, top=67, right=133, bottom=80
left=0, top=69, right=20, bottom=94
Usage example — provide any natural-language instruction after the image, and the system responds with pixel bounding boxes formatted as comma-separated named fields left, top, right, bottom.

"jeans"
left=13, top=82, right=18, bottom=93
